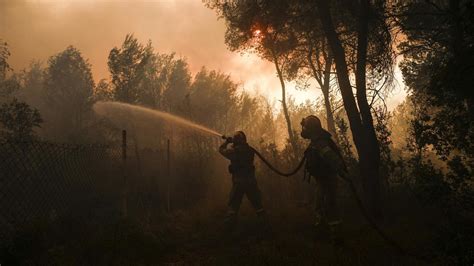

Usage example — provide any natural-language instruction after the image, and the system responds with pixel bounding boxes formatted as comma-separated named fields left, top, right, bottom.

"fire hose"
left=248, top=145, right=429, bottom=262
left=251, top=147, right=306, bottom=177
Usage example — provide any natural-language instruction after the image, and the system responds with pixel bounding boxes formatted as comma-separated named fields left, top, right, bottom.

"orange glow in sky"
left=0, top=0, right=406, bottom=110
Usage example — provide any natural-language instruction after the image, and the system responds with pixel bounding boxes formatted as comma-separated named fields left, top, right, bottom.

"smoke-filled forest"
left=0, top=0, right=473, bottom=265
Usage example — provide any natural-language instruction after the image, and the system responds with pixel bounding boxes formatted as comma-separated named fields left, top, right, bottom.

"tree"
left=108, top=34, right=154, bottom=104
left=397, top=0, right=474, bottom=162
left=0, top=40, right=10, bottom=82
left=207, top=0, right=395, bottom=216
left=0, top=42, right=43, bottom=142
left=0, top=40, right=20, bottom=100
left=207, top=0, right=300, bottom=156
left=311, top=0, right=396, bottom=217
left=44, top=46, right=95, bottom=141
left=188, top=67, right=238, bottom=133
left=93, top=79, right=114, bottom=102
left=108, top=34, right=191, bottom=111
left=0, top=98, right=43, bottom=142
left=16, top=61, right=45, bottom=109
left=306, top=43, right=337, bottom=137
left=161, top=58, right=192, bottom=113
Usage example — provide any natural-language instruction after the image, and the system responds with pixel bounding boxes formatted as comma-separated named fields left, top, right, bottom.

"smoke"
left=0, top=0, right=405, bottom=109
left=0, top=0, right=326, bottom=107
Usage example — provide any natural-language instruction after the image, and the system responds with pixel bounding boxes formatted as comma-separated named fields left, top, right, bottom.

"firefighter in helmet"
left=219, top=131, right=266, bottom=228
left=300, top=115, right=345, bottom=238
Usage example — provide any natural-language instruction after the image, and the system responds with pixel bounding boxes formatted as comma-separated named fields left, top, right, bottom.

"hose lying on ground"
left=337, top=173, right=429, bottom=262
left=251, top=147, right=429, bottom=263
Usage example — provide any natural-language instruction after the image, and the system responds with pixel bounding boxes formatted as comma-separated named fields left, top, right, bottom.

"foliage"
left=0, top=41, right=20, bottom=100
left=0, top=98, right=43, bottom=141
left=161, top=58, right=191, bottom=113
left=108, top=34, right=193, bottom=116
left=0, top=40, right=11, bottom=81
left=108, top=34, right=154, bottom=104
left=399, top=94, right=474, bottom=263
left=397, top=0, right=474, bottom=162
left=373, top=106, right=395, bottom=184
left=93, top=79, right=114, bottom=102
left=44, top=46, right=95, bottom=141
left=335, top=116, right=357, bottom=168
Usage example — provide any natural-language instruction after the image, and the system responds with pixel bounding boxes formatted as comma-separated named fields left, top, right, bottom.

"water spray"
left=93, top=101, right=422, bottom=261
left=93, top=101, right=224, bottom=137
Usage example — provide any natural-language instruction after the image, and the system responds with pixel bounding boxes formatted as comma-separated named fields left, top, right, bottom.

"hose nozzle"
left=221, top=135, right=233, bottom=143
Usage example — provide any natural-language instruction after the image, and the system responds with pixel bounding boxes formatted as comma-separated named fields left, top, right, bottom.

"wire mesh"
left=0, top=141, right=123, bottom=241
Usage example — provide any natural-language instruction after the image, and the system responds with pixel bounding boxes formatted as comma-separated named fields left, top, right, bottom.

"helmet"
left=300, top=115, right=322, bottom=139
left=232, top=131, right=247, bottom=145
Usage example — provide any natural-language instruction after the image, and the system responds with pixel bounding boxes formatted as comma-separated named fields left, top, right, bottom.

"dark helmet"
left=300, top=115, right=322, bottom=139
left=232, top=131, right=247, bottom=145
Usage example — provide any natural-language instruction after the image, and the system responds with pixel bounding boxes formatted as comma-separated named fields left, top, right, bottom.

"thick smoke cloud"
left=0, top=0, right=404, bottom=107
left=1, top=1, right=288, bottom=97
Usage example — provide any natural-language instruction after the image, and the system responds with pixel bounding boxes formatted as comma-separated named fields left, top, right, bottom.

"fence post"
left=122, top=130, right=128, bottom=217
left=166, top=139, right=171, bottom=212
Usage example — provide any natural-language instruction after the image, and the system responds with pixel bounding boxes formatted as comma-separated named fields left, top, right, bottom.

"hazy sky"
left=1, top=0, right=406, bottom=109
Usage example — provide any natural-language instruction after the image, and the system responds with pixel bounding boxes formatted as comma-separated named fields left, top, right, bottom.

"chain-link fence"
left=0, top=140, right=124, bottom=241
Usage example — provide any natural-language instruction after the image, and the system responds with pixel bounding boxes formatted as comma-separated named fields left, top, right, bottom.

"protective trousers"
left=227, top=177, right=264, bottom=215
left=314, top=174, right=339, bottom=226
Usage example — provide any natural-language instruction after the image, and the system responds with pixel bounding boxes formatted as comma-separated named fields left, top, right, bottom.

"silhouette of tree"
left=207, top=0, right=395, bottom=216
left=188, top=67, right=238, bottom=133
left=108, top=34, right=154, bottom=104
left=0, top=98, right=43, bottom=141
left=0, top=40, right=20, bottom=99
left=397, top=0, right=474, bottom=162
left=94, top=79, right=114, bottom=102
left=161, top=58, right=192, bottom=114
left=207, top=0, right=301, bottom=156
left=44, top=46, right=94, bottom=141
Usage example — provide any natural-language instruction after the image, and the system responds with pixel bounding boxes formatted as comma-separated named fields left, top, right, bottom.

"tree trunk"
left=355, top=0, right=382, bottom=218
left=308, top=51, right=337, bottom=137
left=273, top=53, right=298, bottom=156
left=316, top=0, right=382, bottom=217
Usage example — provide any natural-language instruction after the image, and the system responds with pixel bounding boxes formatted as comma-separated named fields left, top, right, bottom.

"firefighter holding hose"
left=219, top=131, right=267, bottom=229
left=300, top=115, right=346, bottom=241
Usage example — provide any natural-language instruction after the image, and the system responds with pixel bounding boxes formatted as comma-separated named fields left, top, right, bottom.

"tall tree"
left=161, top=58, right=192, bottom=113
left=207, top=0, right=395, bottom=216
left=0, top=41, right=43, bottom=141
left=93, top=79, right=114, bottom=102
left=396, top=0, right=473, bottom=180
left=188, top=67, right=238, bottom=133
left=108, top=34, right=154, bottom=104
left=207, top=0, right=300, bottom=155
left=44, top=46, right=95, bottom=141
left=0, top=98, right=43, bottom=142
left=314, top=0, right=394, bottom=217
left=0, top=40, right=20, bottom=100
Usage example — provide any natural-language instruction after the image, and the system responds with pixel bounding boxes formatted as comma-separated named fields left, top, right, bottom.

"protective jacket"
left=304, top=130, right=346, bottom=179
left=219, top=142, right=256, bottom=178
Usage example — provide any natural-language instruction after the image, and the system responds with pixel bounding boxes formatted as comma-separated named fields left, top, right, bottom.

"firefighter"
left=219, top=131, right=265, bottom=228
left=300, top=115, right=346, bottom=240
